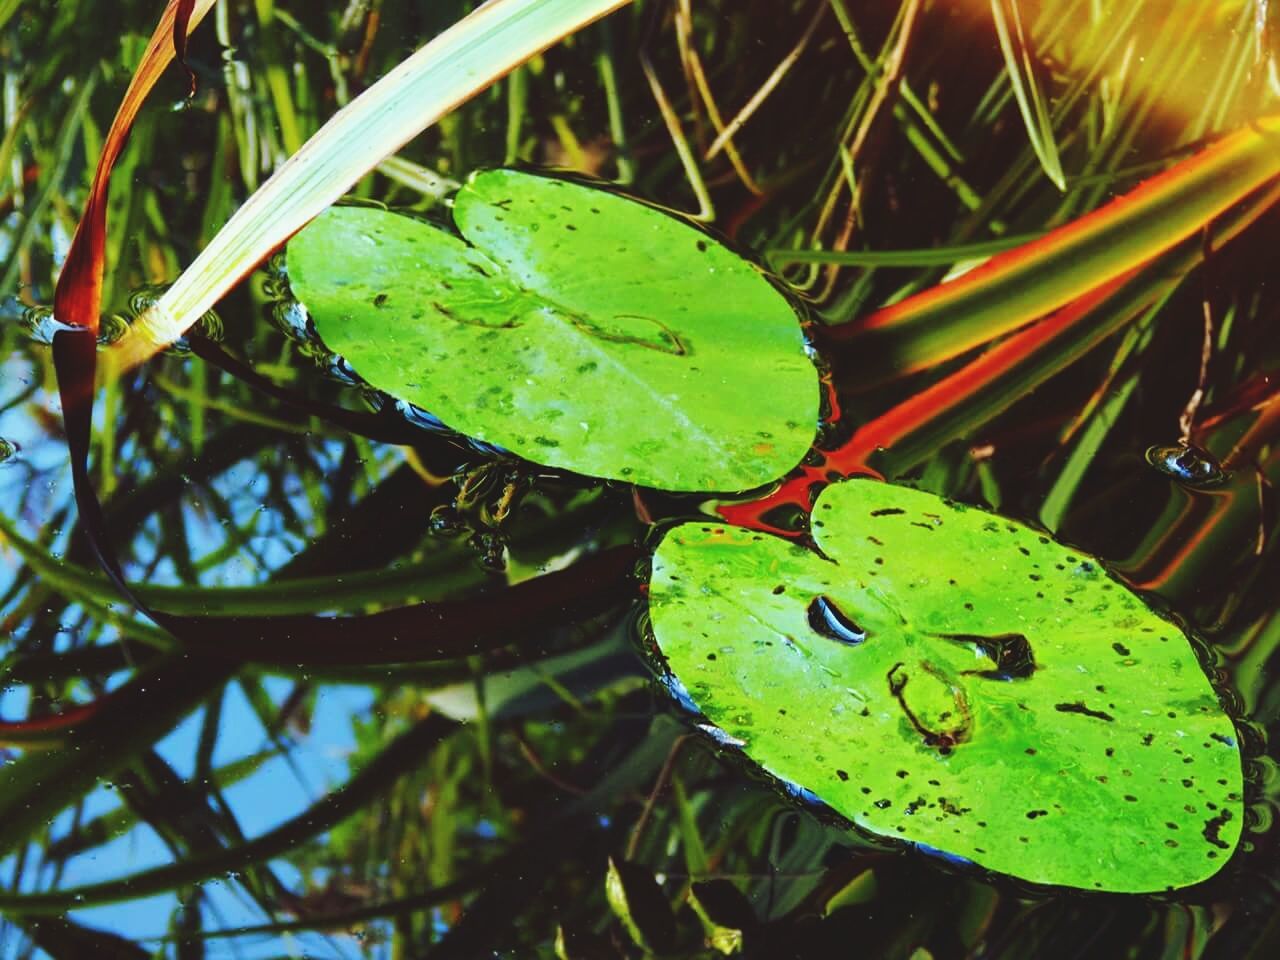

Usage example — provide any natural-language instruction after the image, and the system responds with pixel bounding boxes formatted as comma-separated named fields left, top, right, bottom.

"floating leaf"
left=288, top=170, right=818, bottom=491
left=649, top=479, right=1243, bottom=892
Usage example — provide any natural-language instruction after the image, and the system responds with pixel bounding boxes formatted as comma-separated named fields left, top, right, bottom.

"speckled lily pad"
left=648, top=478, right=1243, bottom=892
left=286, top=170, right=818, bottom=492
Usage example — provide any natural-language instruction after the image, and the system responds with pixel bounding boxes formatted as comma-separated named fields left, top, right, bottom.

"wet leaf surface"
left=288, top=170, right=818, bottom=491
left=649, top=478, right=1243, bottom=892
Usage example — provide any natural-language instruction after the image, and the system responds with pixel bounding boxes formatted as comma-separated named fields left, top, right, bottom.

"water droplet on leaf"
left=807, top=595, right=867, bottom=645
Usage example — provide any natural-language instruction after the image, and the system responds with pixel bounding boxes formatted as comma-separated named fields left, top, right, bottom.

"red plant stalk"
left=52, top=0, right=215, bottom=335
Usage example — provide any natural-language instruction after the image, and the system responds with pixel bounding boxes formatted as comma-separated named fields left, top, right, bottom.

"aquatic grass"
left=0, top=654, right=234, bottom=857
left=109, top=0, right=634, bottom=367
left=0, top=713, right=459, bottom=914
left=989, top=0, right=1066, bottom=190
left=823, top=113, right=1280, bottom=381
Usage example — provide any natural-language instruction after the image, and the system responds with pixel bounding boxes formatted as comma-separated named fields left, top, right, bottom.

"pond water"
left=1, top=1, right=1279, bottom=957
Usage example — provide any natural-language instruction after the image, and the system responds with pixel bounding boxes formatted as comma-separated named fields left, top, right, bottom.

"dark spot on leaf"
left=836, top=770, right=849, bottom=781
left=870, top=508, right=905, bottom=516
left=1055, top=702, right=1115, bottom=722
left=1113, top=642, right=1131, bottom=656
left=1202, top=809, right=1233, bottom=849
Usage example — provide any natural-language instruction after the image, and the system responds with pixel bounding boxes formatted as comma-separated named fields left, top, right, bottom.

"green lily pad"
left=286, top=170, right=818, bottom=491
left=648, top=479, right=1243, bottom=892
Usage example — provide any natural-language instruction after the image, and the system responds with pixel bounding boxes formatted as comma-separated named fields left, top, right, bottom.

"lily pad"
left=286, top=170, right=818, bottom=491
left=648, top=479, right=1243, bottom=892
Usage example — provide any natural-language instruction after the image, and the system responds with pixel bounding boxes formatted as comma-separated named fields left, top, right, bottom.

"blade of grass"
left=173, top=0, right=198, bottom=96
left=112, top=0, right=633, bottom=368
left=15, top=915, right=150, bottom=960
left=823, top=114, right=1280, bottom=383
left=0, top=76, right=96, bottom=301
left=0, top=714, right=457, bottom=914
left=765, top=233, right=1043, bottom=268
left=1036, top=314, right=1159, bottom=530
left=0, top=510, right=479, bottom=615
left=0, top=644, right=144, bottom=685
left=45, top=749, right=280, bottom=862
left=51, top=0, right=216, bottom=333
left=990, top=0, right=1066, bottom=190
left=0, top=655, right=233, bottom=858
left=721, top=176, right=1280, bottom=534
left=144, top=713, right=678, bottom=945
left=0, top=0, right=21, bottom=32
